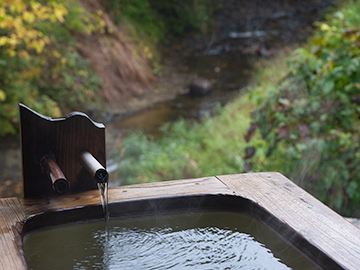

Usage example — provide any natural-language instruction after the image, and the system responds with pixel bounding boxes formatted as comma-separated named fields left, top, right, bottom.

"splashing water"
left=97, top=182, right=109, bottom=228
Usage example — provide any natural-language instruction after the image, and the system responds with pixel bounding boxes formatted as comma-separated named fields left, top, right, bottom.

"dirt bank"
left=76, top=0, right=156, bottom=103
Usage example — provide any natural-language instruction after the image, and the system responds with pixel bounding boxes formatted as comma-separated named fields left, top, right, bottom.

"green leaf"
left=346, top=181, right=358, bottom=198
left=0, top=90, right=6, bottom=102
left=322, top=80, right=334, bottom=94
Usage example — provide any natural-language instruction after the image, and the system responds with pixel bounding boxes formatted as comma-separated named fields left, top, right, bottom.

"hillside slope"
left=76, top=0, right=156, bottom=103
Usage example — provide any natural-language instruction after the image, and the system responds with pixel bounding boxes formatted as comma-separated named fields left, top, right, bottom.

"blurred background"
left=1, top=0, right=360, bottom=218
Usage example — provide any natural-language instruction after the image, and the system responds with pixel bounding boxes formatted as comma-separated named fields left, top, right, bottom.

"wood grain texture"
left=23, top=177, right=232, bottom=216
left=20, top=104, right=106, bottom=197
left=0, top=198, right=26, bottom=270
left=216, top=172, right=360, bottom=270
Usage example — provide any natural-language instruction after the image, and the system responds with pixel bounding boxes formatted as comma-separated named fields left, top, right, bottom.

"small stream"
left=104, top=54, right=254, bottom=185
left=107, top=54, right=254, bottom=136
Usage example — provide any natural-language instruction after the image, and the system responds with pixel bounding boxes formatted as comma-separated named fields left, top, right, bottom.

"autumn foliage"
left=0, top=0, right=103, bottom=136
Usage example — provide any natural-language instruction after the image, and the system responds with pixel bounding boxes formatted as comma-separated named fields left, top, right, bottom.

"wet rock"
left=244, top=146, right=256, bottom=160
left=244, top=122, right=258, bottom=143
left=188, top=78, right=213, bottom=97
left=243, top=162, right=253, bottom=173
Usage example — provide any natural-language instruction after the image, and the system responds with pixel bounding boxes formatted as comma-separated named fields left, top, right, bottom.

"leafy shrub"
left=250, top=1, right=360, bottom=216
left=150, top=0, right=214, bottom=37
left=106, top=0, right=164, bottom=45
left=0, top=0, right=103, bottom=136
left=106, top=0, right=214, bottom=43
left=104, top=0, right=215, bottom=73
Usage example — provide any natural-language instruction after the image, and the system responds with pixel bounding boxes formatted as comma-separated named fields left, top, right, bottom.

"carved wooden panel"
left=19, top=104, right=106, bottom=197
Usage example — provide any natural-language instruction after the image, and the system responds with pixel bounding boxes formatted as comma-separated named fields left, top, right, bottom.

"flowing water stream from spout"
left=98, top=182, right=109, bottom=235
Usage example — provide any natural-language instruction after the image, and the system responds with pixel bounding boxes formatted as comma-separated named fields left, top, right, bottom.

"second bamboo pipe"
left=78, top=151, right=108, bottom=184
left=41, top=155, right=70, bottom=194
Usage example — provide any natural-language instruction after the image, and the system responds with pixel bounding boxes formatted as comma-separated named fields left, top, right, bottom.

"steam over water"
left=24, top=212, right=319, bottom=270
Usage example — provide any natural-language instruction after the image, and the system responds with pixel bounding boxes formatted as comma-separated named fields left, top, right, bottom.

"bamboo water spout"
left=19, top=104, right=107, bottom=197
left=40, top=155, right=69, bottom=194
left=79, top=151, right=108, bottom=184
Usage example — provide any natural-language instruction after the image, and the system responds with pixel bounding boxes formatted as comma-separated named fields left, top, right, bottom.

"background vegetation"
left=0, top=0, right=215, bottom=137
left=117, top=1, right=360, bottom=217
left=104, top=0, right=216, bottom=73
left=1, top=0, right=358, bottom=216
left=106, top=0, right=214, bottom=44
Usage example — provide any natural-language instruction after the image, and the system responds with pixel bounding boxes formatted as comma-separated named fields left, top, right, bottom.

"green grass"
left=114, top=52, right=290, bottom=186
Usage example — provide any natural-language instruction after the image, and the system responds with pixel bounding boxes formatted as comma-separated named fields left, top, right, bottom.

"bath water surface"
left=24, top=212, right=319, bottom=270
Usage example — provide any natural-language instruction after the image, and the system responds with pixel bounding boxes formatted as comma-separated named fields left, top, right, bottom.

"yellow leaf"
left=30, top=1, right=41, bottom=12
left=52, top=49, right=61, bottom=58
left=0, top=8, right=6, bottom=17
left=23, top=11, right=35, bottom=23
left=43, top=36, right=51, bottom=44
left=18, top=50, right=30, bottom=59
left=54, top=9, right=65, bottom=23
left=7, top=49, right=16, bottom=57
left=13, top=0, right=25, bottom=13
left=9, top=34, right=19, bottom=46
left=33, top=39, right=45, bottom=54
left=0, top=90, right=6, bottom=102
left=143, top=46, right=153, bottom=59
left=0, top=36, right=8, bottom=46
left=60, top=57, right=67, bottom=65
left=25, top=29, right=39, bottom=40
left=320, top=23, right=331, bottom=31
left=78, top=70, right=88, bottom=76
left=328, top=61, right=334, bottom=71
left=52, top=106, right=61, bottom=118
left=52, top=4, right=68, bottom=23
left=9, top=4, right=16, bottom=14
left=36, top=6, right=49, bottom=20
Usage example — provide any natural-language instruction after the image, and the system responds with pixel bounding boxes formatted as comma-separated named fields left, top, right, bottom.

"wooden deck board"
left=217, top=172, right=360, bottom=270
left=0, top=197, right=26, bottom=270
left=23, top=176, right=233, bottom=216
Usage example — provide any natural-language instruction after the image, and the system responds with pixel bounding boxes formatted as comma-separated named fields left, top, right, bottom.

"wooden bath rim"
left=1, top=172, right=360, bottom=269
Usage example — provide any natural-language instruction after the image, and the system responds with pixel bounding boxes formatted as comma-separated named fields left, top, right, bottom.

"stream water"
left=107, top=54, right=253, bottom=136
left=103, top=54, right=255, bottom=185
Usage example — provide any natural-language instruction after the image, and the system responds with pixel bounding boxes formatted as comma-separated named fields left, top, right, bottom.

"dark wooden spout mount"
left=19, top=104, right=107, bottom=198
